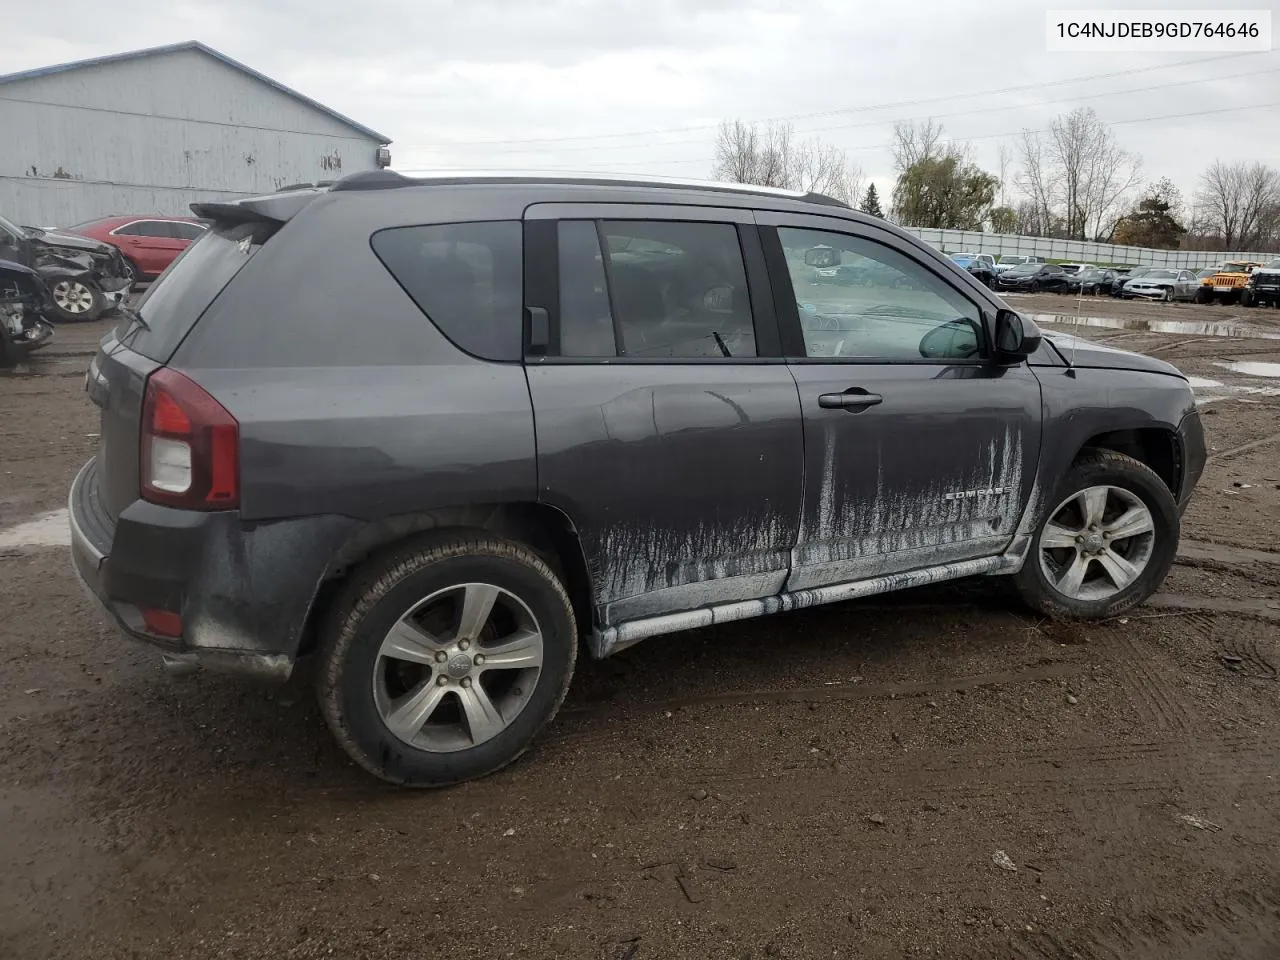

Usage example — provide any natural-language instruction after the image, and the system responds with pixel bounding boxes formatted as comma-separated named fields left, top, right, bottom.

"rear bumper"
left=69, top=458, right=358, bottom=680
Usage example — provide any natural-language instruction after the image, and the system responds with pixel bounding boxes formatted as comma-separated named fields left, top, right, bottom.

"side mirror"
left=804, top=246, right=840, bottom=267
left=994, top=309, right=1041, bottom=361
left=919, top=318, right=981, bottom=360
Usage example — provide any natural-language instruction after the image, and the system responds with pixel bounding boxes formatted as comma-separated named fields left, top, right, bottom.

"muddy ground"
left=2, top=295, right=1279, bottom=960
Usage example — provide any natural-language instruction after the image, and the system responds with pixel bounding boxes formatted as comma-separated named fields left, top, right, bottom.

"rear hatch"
left=86, top=195, right=311, bottom=522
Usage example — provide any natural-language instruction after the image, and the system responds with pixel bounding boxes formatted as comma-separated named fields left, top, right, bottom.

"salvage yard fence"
left=903, top=228, right=1275, bottom=270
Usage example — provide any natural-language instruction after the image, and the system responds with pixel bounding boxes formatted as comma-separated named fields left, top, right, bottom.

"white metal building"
left=0, top=41, right=392, bottom=227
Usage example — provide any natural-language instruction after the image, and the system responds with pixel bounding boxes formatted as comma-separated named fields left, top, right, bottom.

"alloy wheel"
left=372, top=582, right=545, bottom=752
left=1038, top=485, right=1156, bottom=602
left=52, top=280, right=95, bottom=314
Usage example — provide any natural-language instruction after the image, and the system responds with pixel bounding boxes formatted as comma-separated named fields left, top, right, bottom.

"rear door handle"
left=818, top=389, right=883, bottom=411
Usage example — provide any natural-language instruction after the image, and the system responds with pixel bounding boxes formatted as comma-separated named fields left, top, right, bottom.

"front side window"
left=778, top=226, right=983, bottom=361
left=557, top=219, right=756, bottom=359
left=371, top=220, right=523, bottom=362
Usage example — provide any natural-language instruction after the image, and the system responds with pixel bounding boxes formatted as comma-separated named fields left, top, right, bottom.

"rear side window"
left=371, top=221, right=522, bottom=362
left=125, top=222, right=272, bottom=361
left=556, top=219, right=757, bottom=359
left=171, top=222, right=206, bottom=241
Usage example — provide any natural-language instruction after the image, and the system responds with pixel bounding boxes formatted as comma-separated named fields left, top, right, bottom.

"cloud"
left=3, top=0, right=1277, bottom=200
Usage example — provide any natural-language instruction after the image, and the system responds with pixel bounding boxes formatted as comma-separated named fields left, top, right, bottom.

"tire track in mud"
left=1002, top=889, right=1280, bottom=960
left=670, top=732, right=1278, bottom=806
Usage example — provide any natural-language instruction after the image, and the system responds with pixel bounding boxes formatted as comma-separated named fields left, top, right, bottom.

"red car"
left=66, top=215, right=207, bottom=284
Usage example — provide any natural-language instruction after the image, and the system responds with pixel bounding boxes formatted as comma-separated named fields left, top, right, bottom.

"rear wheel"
left=317, top=534, right=578, bottom=787
left=1014, top=450, right=1178, bottom=620
left=46, top=279, right=103, bottom=322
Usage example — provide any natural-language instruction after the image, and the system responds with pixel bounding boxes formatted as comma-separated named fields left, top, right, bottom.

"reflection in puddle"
left=1187, top=376, right=1223, bottom=388
left=1213, top=360, right=1280, bottom=378
left=1029, top=313, right=1280, bottom=340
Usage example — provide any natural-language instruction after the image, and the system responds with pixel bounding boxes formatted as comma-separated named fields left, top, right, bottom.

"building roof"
left=0, top=40, right=390, bottom=144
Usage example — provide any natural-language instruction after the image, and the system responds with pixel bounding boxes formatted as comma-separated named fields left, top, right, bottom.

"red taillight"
left=141, top=368, right=239, bottom=509
left=141, top=608, right=183, bottom=638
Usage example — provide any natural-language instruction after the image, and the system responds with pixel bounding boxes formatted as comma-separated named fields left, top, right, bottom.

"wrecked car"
left=0, top=212, right=131, bottom=322
left=0, top=259, right=54, bottom=366
left=71, top=172, right=1205, bottom=788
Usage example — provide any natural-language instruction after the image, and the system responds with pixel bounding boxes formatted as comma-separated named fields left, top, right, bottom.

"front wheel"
left=317, top=534, right=578, bottom=787
left=1162, top=288, right=1174, bottom=302
left=1013, top=450, right=1178, bottom=619
left=46, top=278, right=104, bottom=322
left=1195, top=287, right=1214, bottom=305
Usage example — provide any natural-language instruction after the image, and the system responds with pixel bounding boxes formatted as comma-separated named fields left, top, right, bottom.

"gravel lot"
left=3, top=294, right=1280, bottom=960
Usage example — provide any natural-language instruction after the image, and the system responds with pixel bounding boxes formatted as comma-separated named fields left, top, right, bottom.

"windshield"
left=950, top=256, right=973, bottom=265
left=1144, top=270, right=1178, bottom=280
left=0, top=212, right=28, bottom=240
left=1267, top=259, right=1280, bottom=269
left=1221, top=263, right=1251, bottom=272
left=1007, top=264, right=1039, bottom=275
left=999, top=257, right=1025, bottom=265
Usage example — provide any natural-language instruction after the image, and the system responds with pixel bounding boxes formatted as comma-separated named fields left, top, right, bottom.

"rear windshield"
left=121, top=221, right=273, bottom=361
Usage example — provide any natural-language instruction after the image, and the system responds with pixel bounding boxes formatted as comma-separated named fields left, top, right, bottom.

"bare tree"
left=1195, top=161, right=1280, bottom=250
left=996, top=141, right=1013, bottom=208
left=891, top=119, right=946, bottom=173
left=712, top=120, right=864, bottom=204
left=1016, top=108, right=1141, bottom=240
left=1015, top=129, right=1057, bottom=237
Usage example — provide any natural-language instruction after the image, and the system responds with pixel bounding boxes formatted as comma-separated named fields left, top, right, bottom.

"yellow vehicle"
left=1195, top=261, right=1265, bottom=304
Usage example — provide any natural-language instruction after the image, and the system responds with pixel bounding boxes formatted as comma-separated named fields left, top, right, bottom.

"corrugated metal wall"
left=903, top=227, right=1274, bottom=270
left=0, top=48, right=383, bottom=226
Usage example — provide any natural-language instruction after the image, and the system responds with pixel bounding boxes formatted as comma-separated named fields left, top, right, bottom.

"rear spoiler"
left=191, top=187, right=325, bottom=225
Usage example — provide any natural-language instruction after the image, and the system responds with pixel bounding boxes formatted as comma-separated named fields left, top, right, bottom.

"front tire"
left=1014, top=450, right=1178, bottom=620
left=46, top=278, right=104, bottom=322
left=317, top=534, right=578, bottom=787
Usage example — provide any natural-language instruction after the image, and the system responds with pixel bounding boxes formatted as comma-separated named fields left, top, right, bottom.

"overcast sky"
left=8, top=0, right=1279, bottom=208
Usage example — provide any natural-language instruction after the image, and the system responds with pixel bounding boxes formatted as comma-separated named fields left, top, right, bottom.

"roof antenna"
left=1070, top=264, right=1084, bottom=367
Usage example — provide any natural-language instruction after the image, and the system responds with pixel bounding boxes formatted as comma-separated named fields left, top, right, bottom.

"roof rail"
left=327, top=168, right=850, bottom=207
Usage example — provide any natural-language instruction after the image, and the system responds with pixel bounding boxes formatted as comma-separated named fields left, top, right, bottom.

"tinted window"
left=777, top=226, right=982, bottom=361
left=558, top=220, right=615, bottom=357
left=113, top=222, right=144, bottom=236
left=138, top=221, right=174, bottom=238
left=171, top=222, right=206, bottom=241
left=557, top=220, right=756, bottom=359
left=371, top=221, right=523, bottom=362
left=125, top=222, right=271, bottom=362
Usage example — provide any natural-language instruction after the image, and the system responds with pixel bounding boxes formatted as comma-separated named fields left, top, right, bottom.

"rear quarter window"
left=370, top=221, right=523, bottom=363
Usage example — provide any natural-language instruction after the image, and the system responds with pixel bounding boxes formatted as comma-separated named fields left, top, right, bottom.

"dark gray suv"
left=70, top=172, right=1206, bottom=787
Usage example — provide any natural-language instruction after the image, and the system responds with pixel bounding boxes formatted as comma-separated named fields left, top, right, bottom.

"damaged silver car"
left=0, top=212, right=131, bottom=322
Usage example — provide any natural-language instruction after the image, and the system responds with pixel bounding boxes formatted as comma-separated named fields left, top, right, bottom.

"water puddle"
left=1187, top=376, right=1223, bottom=389
left=0, top=509, right=71, bottom=550
left=1213, top=360, right=1280, bottom=378
left=1029, top=313, right=1280, bottom=340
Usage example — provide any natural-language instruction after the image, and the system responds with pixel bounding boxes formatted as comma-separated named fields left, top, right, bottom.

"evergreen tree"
left=860, top=183, right=883, bottom=218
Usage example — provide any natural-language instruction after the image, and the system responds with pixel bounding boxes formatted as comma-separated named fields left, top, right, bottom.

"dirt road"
left=3, top=298, right=1280, bottom=960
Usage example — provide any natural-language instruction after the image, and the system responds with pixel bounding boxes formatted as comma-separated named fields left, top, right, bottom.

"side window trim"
left=521, top=203, right=784, bottom=363
left=758, top=217, right=993, bottom=363
left=593, top=221, right=629, bottom=357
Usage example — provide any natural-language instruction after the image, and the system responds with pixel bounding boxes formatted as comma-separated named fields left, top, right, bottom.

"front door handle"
left=818, top=389, right=883, bottom=411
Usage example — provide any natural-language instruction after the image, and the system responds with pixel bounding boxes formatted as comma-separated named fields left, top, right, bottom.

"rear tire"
left=1013, top=450, right=1178, bottom=620
left=317, top=534, right=578, bottom=787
